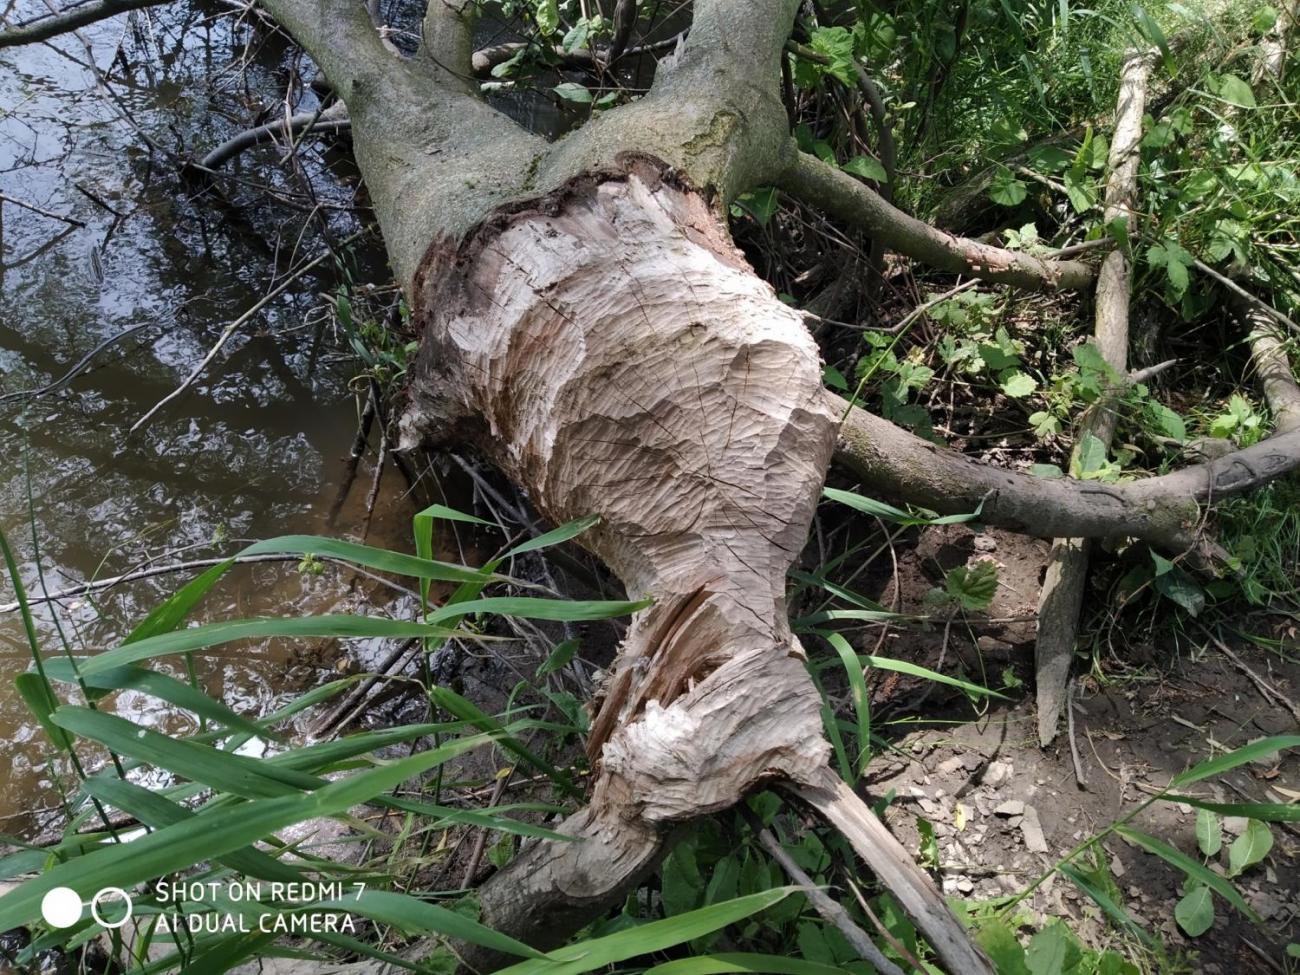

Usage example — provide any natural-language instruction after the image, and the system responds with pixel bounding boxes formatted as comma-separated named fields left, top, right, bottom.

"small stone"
left=973, top=534, right=998, bottom=553
left=1223, top=816, right=1249, bottom=835
left=1020, top=806, right=1049, bottom=853
left=937, top=756, right=965, bottom=775
left=982, top=761, right=1012, bottom=787
left=956, top=877, right=975, bottom=894
left=1110, top=853, right=1125, bottom=877
left=994, top=800, right=1025, bottom=817
left=977, top=635, right=1013, bottom=654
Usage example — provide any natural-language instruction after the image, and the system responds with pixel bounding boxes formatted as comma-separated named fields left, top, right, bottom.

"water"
left=0, top=2, right=398, bottom=830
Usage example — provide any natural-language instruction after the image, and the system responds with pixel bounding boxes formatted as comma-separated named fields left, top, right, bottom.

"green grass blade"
left=240, top=535, right=493, bottom=584
left=1170, top=736, right=1300, bottom=788
left=856, top=653, right=1008, bottom=700
left=1115, top=825, right=1259, bottom=922
left=506, top=514, right=600, bottom=556
left=0, top=733, right=496, bottom=933
left=1161, top=795, right=1300, bottom=822
left=430, top=687, right=581, bottom=799
left=1058, top=863, right=1154, bottom=946
left=125, top=560, right=235, bottom=644
left=43, top=657, right=268, bottom=739
left=494, top=888, right=797, bottom=975
left=51, top=707, right=321, bottom=798
left=80, top=776, right=302, bottom=882
left=305, top=890, right=545, bottom=958
left=824, top=633, right=871, bottom=776
left=14, top=672, right=73, bottom=751
left=424, top=595, right=647, bottom=625
left=79, top=616, right=465, bottom=677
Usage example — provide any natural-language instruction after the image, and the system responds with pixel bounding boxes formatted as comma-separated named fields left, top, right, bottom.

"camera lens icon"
left=40, top=886, right=133, bottom=930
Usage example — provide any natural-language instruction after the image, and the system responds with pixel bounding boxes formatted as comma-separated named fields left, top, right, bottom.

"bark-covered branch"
left=197, top=104, right=350, bottom=169
left=830, top=392, right=1300, bottom=554
left=0, top=0, right=166, bottom=48
left=256, top=0, right=400, bottom=98
left=1036, top=48, right=1152, bottom=746
left=778, top=150, right=1096, bottom=291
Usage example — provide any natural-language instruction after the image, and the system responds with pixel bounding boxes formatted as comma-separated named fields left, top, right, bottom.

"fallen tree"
left=8, top=0, right=1300, bottom=970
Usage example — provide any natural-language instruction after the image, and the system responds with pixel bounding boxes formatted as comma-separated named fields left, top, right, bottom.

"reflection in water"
left=0, top=0, right=396, bottom=829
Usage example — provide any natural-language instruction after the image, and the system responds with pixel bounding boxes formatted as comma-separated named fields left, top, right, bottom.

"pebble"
left=973, top=534, right=998, bottom=552
left=1020, top=806, right=1049, bottom=853
left=983, top=761, right=1012, bottom=787
left=937, top=756, right=965, bottom=776
left=994, top=800, right=1025, bottom=817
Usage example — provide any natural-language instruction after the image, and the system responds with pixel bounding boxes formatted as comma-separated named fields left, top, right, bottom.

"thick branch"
left=256, top=0, right=400, bottom=98
left=778, top=151, right=1095, bottom=291
left=0, top=0, right=166, bottom=47
left=829, top=393, right=1300, bottom=552
left=1036, top=49, right=1152, bottom=746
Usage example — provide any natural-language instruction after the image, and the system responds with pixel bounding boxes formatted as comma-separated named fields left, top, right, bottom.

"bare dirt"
left=849, top=524, right=1300, bottom=972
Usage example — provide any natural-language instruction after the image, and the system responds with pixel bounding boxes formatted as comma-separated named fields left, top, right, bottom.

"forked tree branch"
left=778, top=150, right=1096, bottom=291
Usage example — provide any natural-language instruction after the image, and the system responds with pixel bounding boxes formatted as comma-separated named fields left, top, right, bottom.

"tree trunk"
left=399, top=160, right=841, bottom=961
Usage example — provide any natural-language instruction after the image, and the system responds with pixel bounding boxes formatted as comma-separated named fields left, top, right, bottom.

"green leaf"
left=1217, top=74, right=1257, bottom=109
left=493, top=889, right=798, bottom=975
left=1196, top=808, right=1222, bottom=857
left=661, top=839, right=704, bottom=916
left=554, top=82, right=593, bottom=104
left=306, top=890, right=544, bottom=958
left=535, top=0, right=559, bottom=35
left=1000, top=371, right=1038, bottom=398
left=1164, top=795, right=1300, bottom=823
left=1149, top=552, right=1205, bottom=616
left=1030, top=463, right=1064, bottom=479
left=989, top=166, right=1028, bottom=206
left=536, top=639, right=578, bottom=678
left=1058, top=863, right=1153, bottom=945
left=240, top=535, right=492, bottom=584
left=506, top=514, right=600, bottom=556
left=976, top=920, right=1030, bottom=975
left=843, top=155, right=888, bottom=182
left=1146, top=402, right=1187, bottom=443
left=1227, top=820, right=1272, bottom=876
left=1074, top=433, right=1110, bottom=477
left=1026, top=920, right=1080, bottom=975
left=1175, top=885, right=1214, bottom=937
left=945, top=560, right=998, bottom=612
left=126, top=559, right=234, bottom=644
left=1252, top=6, right=1278, bottom=32
left=43, top=657, right=268, bottom=739
left=1115, top=825, right=1260, bottom=922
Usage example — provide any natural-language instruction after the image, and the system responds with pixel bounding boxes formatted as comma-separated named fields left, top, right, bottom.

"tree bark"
left=1036, top=49, right=1152, bottom=746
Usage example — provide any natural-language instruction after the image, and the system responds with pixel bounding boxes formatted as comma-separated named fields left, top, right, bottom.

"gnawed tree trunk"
left=30, top=0, right=1294, bottom=965
left=399, top=161, right=837, bottom=952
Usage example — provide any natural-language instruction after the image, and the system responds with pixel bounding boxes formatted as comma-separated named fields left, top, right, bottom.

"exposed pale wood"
left=403, top=163, right=839, bottom=960
left=791, top=768, right=996, bottom=975
left=1036, top=49, right=1151, bottom=746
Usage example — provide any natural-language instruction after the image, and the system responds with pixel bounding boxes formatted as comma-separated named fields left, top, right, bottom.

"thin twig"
left=1199, top=625, right=1300, bottom=725
left=739, top=805, right=905, bottom=975
left=1066, top=680, right=1088, bottom=789
left=1193, top=259, right=1299, bottom=334
left=130, top=231, right=363, bottom=434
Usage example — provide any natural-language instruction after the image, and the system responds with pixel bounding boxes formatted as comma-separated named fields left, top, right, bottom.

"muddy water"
left=0, top=3, right=403, bottom=830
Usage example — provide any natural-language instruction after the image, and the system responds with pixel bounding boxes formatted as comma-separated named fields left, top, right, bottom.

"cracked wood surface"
left=401, top=161, right=852, bottom=962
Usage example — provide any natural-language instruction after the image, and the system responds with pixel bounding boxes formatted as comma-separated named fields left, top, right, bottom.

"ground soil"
left=848, top=524, right=1300, bottom=972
